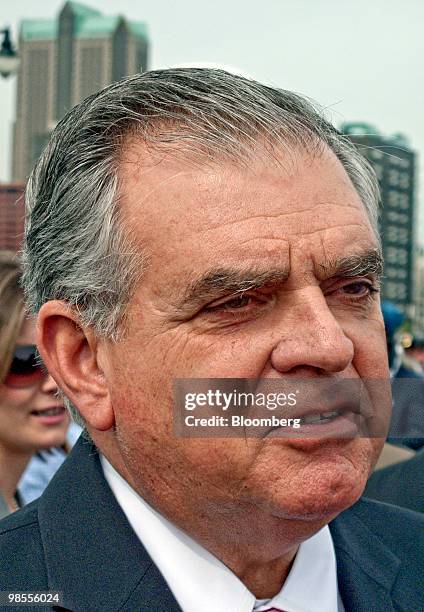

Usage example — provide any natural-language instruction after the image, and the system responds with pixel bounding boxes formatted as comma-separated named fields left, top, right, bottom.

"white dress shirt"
left=101, top=455, right=345, bottom=612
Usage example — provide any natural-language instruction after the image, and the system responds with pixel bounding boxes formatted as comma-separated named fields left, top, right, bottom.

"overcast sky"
left=1, top=0, right=423, bottom=239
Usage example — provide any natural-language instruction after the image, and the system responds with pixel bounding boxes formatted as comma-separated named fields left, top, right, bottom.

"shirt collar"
left=255, top=525, right=342, bottom=612
left=101, top=454, right=342, bottom=612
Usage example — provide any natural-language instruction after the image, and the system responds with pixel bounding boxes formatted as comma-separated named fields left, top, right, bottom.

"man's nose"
left=270, top=289, right=354, bottom=375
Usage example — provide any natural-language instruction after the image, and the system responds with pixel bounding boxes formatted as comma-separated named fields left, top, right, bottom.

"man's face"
left=101, top=143, right=390, bottom=523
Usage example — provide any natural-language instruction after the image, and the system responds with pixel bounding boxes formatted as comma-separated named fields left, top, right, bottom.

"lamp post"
left=0, top=27, right=20, bottom=78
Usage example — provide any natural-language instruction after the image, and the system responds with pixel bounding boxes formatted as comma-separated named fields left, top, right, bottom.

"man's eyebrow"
left=319, top=248, right=384, bottom=278
left=174, top=267, right=290, bottom=313
left=172, top=249, right=383, bottom=316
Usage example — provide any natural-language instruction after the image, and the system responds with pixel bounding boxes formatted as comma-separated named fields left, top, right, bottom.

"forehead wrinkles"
left=116, top=143, right=373, bottom=275
left=116, top=140, right=325, bottom=223
left=195, top=203, right=369, bottom=245
left=290, top=228, right=381, bottom=284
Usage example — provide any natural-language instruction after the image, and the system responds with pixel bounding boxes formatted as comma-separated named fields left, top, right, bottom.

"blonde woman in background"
left=0, top=251, right=69, bottom=519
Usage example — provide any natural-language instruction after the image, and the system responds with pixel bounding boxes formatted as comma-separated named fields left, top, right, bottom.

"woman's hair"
left=0, top=251, right=26, bottom=384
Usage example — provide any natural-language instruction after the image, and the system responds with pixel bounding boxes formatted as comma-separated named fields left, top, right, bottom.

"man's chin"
left=276, top=484, right=365, bottom=522
left=251, top=458, right=371, bottom=522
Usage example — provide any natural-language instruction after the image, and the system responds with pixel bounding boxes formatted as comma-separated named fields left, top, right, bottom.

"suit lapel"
left=37, top=437, right=182, bottom=612
left=330, top=502, right=399, bottom=612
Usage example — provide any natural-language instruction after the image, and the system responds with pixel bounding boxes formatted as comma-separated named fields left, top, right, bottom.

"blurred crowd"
left=0, top=249, right=422, bottom=518
left=0, top=251, right=81, bottom=519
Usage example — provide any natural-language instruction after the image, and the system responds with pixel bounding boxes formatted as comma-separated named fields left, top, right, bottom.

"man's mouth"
left=298, top=410, right=342, bottom=425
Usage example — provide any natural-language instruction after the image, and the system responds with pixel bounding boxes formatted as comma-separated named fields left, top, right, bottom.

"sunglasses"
left=3, top=344, right=48, bottom=388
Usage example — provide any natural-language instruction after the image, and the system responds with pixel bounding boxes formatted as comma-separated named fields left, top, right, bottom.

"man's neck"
left=232, top=548, right=298, bottom=599
left=172, top=500, right=328, bottom=599
left=98, top=435, right=330, bottom=599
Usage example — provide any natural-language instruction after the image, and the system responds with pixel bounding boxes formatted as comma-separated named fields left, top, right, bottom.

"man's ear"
left=37, top=300, right=115, bottom=431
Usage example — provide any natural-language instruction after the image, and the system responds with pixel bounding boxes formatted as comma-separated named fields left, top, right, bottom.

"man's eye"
left=205, top=294, right=258, bottom=312
left=339, top=281, right=379, bottom=298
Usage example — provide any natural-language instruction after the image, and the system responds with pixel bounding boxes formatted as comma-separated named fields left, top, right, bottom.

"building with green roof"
left=12, top=1, right=149, bottom=181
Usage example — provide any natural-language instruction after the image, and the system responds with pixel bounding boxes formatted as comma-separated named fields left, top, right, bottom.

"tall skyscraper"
left=12, top=1, right=149, bottom=182
left=342, top=122, right=417, bottom=317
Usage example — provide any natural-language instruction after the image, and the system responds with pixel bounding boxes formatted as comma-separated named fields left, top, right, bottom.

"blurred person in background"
left=0, top=251, right=70, bottom=518
left=383, top=300, right=424, bottom=450
left=18, top=418, right=81, bottom=504
left=364, top=301, right=423, bottom=510
left=403, top=334, right=424, bottom=374
left=383, top=300, right=420, bottom=379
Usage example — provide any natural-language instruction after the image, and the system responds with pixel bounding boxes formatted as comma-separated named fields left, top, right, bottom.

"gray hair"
left=22, top=67, right=380, bottom=426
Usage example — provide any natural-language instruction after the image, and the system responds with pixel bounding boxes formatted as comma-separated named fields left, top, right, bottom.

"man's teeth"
left=300, top=411, right=340, bottom=425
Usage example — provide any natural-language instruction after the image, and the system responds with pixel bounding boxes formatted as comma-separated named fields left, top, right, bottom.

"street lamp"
left=0, top=27, right=20, bottom=78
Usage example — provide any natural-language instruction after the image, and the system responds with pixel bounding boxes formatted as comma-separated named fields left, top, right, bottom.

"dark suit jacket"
left=388, top=366, right=424, bottom=449
left=0, top=437, right=423, bottom=612
left=365, top=449, right=424, bottom=514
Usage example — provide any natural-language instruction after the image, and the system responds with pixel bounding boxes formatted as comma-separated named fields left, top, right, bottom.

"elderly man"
left=0, top=68, right=423, bottom=612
